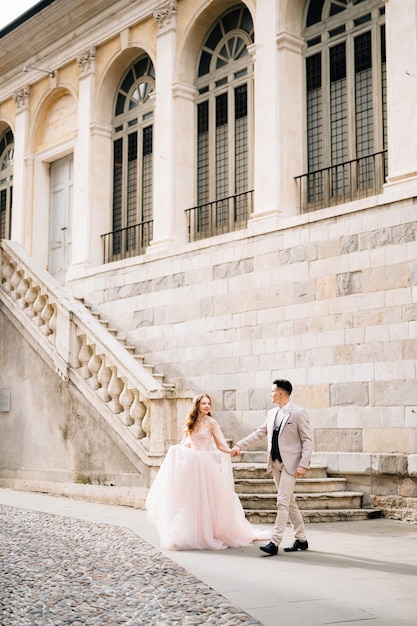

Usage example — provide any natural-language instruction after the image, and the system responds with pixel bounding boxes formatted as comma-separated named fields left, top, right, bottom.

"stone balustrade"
left=0, top=240, right=186, bottom=478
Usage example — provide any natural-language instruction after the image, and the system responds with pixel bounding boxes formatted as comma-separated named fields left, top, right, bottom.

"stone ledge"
left=0, top=479, right=148, bottom=509
left=312, top=452, right=417, bottom=475
left=371, top=495, right=417, bottom=523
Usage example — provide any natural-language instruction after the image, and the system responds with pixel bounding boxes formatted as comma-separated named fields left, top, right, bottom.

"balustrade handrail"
left=0, top=239, right=181, bottom=473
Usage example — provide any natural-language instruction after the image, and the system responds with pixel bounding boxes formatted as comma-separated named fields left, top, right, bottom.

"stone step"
left=75, top=297, right=173, bottom=390
left=237, top=451, right=269, bottom=463
left=239, top=491, right=364, bottom=511
left=244, top=508, right=383, bottom=524
left=232, top=463, right=328, bottom=480
left=235, top=477, right=347, bottom=495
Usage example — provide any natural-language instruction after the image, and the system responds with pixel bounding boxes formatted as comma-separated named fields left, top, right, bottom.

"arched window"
left=193, top=4, right=254, bottom=239
left=300, top=0, right=386, bottom=211
left=108, top=55, right=155, bottom=261
left=0, top=128, right=14, bottom=240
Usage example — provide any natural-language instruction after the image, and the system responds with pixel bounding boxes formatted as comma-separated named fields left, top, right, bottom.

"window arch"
left=0, top=128, right=14, bottom=240
left=301, top=0, right=386, bottom=210
left=109, top=55, right=155, bottom=261
left=193, top=4, right=254, bottom=239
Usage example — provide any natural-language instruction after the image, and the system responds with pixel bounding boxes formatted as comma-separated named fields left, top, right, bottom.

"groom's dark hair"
left=273, top=379, right=292, bottom=395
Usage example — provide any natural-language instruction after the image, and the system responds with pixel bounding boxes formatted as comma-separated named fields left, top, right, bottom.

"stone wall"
left=66, top=195, right=417, bottom=517
left=69, top=197, right=417, bottom=453
left=0, top=311, right=147, bottom=505
left=314, top=452, right=417, bottom=522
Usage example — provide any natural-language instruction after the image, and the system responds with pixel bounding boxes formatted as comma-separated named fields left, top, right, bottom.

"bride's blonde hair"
left=184, top=393, right=212, bottom=436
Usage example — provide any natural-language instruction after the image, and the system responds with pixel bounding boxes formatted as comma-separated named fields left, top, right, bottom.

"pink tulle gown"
left=146, top=418, right=268, bottom=550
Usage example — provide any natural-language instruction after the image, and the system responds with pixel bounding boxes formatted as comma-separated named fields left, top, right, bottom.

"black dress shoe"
left=259, top=542, right=278, bottom=556
left=283, top=539, right=308, bottom=552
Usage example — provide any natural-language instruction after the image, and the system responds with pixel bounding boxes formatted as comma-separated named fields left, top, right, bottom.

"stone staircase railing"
left=0, top=240, right=189, bottom=484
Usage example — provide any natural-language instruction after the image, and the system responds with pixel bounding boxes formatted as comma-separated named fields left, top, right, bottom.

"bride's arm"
left=211, top=419, right=233, bottom=454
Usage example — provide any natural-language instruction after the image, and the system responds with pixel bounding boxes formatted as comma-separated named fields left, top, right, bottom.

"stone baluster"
left=107, top=367, right=123, bottom=414
left=16, top=274, right=29, bottom=309
left=48, top=304, right=57, bottom=339
left=33, top=291, right=46, bottom=328
left=87, top=348, right=101, bottom=390
left=141, top=403, right=151, bottom=445
left=119, top=379, right=134, bottom=426
left=40, top=300, right=54, bottom=336
left=78, top=335, right=92, bottom=380
left=129, top=390, right=146, bottom=439
left=24, top=281, right=38, bottom=318
left=10, top=268, right=23, bottom=302
left=97, top=359, right=111, bottom=402
left=1, top=257, right=15, bottom=293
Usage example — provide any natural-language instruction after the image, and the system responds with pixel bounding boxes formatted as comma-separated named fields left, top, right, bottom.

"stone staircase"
left=78, top=300, right=175, bottom=391
left=233, top=451, right=382, bottom=523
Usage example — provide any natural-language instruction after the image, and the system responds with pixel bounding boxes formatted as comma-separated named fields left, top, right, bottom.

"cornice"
left=0, top=0, right=156, bottom=102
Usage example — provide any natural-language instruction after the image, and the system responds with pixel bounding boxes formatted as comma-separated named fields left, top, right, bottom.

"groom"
left=231, top=380, right=313, bottom=556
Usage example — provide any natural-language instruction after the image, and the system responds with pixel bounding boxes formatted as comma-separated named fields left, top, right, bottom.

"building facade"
left=1, top=0, right=417, bottom=520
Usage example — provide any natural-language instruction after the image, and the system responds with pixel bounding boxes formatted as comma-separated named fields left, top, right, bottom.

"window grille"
left=0, top=129, right=14, bottom=240
left=105, top=55, right=155, bottom=261
left=301, top=0, right=386, bottom=211
left=192, top=5, right=254, bottom=239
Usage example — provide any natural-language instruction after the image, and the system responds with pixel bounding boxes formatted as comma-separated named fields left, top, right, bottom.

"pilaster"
left=12, top=86, right=32, bottom=249
left=172, top=81, right=197, bottom=245
left=71, top=47, right=96, bottom=271
left=384, top=0, right=417, bottom=188
left=248, top=1, right=304, bottom=234
left=149, top=0, right=178, bottom=250
left=249, top=0, right=279, bottom=223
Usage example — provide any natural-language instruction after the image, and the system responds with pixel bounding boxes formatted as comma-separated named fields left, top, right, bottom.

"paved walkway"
left=0, top=489, right=416, bottom=626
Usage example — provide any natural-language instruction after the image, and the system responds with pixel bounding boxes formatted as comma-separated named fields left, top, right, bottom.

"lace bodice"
left=189, top=421, right=213, bottom=451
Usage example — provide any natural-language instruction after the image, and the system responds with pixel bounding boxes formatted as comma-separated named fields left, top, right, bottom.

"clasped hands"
left=230, top=445, right=240, bottom=457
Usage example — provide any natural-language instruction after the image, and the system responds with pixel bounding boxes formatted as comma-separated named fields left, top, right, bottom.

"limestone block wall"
left=69, top=196, right=417, bottom=465
left=0, top=312, right=147, bottom=505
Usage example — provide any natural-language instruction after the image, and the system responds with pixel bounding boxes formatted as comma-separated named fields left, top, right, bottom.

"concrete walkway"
left=1, top=488, right=416, bottom=625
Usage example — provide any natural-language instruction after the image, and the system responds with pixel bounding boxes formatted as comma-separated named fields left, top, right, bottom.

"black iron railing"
left=101, top=220, right=153, bottom=263
left=185, top=189, right=254, bottom=242
left=295, top=150, right=388, bottom=213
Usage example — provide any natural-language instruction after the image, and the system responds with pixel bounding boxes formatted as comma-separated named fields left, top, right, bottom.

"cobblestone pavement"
left=0, top=505, right=261, bottom=626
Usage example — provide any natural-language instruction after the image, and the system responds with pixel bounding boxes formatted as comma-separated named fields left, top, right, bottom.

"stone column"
left=149, top=0, right=177, bottom=249
left=68, top=47, right=96, bottom=276
left=248, top=1, right=304, bottom=233
left=172, top=81, right=196, bottom=245
left=88, top=121, right=113, bottom=267
left=384, top=0, right=417, bottom=189
left=275, top=32, right=304, bottom=217
left=12, top=86, right=32, bottom=249
left=248, top=0, right=279, bottom=226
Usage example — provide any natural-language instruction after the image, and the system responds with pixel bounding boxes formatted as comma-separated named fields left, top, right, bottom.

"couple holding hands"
left=146, top=379, right=313, bottom=556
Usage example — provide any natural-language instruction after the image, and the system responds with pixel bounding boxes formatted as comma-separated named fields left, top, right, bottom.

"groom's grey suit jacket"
left=235, top=401, right=313, bottom=475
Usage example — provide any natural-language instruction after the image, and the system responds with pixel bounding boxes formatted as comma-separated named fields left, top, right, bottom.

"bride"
left=146, top=393, right=268, bottom=550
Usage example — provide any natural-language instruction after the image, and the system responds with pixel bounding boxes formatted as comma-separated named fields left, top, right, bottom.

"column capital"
left=247, top=43, right=257, bottom=62
left=153, top=0, right=177, bottom=32
left=77, top=46, right=96, bottom=77
left=172, top=82, right=196, bottom=101
left=13, top=86, right=31, bottom=113
left=276, top=32, right=304, bottom=54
